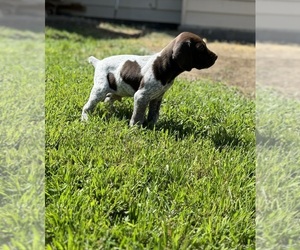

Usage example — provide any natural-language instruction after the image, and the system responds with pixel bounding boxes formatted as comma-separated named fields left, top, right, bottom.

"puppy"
left=82, top=32, right=217, bottom=126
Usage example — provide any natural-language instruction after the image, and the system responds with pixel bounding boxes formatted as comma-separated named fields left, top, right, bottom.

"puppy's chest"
left=147, top=80, right=173, bottom=100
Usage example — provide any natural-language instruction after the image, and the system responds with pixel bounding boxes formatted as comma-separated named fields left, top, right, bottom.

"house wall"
left=180, top=0, right=255, bottom=31
left=256, top=0, right=300, bottom=32
left=256, top=0, right=300, bottom=42
left=47, top=0, right=259, bottom=42
left=63, top=0, right=182, bottom=24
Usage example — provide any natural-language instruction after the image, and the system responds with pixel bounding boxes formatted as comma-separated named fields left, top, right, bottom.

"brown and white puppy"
left=82, top=32, right=217, bottom=126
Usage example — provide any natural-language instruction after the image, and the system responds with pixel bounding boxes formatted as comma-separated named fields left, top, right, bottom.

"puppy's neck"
left=152, top=41, right=184, bottom=85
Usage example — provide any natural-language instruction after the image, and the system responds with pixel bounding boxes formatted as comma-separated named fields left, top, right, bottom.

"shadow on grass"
left=155, top=119, right=245, bottom=150
left=211, top=128, right=244, bottom=150
left=46, top=15, right=178, bottom=40
left=93, top=103, right=133, bottom=122
left=255, top=129, right=281, bottom=148
left=91, top=104, right=248, bottom=150
left=46, top=16, right=148, bottom=40
left=82, top=98, right=248, bottom=151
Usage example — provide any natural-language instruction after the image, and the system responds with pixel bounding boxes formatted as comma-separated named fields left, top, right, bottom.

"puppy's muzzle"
left=210, top=52, right=218, bottom=63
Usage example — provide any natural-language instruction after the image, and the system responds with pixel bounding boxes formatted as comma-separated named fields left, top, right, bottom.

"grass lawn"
left=256, top=87, right=300, bottom=249
left=0, top=27, right=44, bottom=249
left=45, top=23, right=255, bottom=249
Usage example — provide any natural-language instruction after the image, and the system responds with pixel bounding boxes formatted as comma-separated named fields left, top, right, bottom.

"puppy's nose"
left=212, top=53, right=218, bottom=61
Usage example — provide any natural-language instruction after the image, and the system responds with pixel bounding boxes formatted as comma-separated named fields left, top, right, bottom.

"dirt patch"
left=180, top=42, right=255, bottom=97
left=257, top=43, right=300, bottom=99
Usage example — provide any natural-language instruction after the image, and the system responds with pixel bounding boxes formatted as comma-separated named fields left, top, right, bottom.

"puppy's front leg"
left=130, top=90, right=149, bottom=126
left=147, top=95, right=163, bottom=126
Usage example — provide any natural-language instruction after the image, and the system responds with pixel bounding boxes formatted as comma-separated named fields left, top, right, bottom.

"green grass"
left=0, top=27, right=44, bottom=248
left=46, top=25, right=255, bottom=249
left=256, top=87, right=300, bottom=249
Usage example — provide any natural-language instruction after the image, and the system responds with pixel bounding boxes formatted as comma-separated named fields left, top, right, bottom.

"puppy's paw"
left=81, top=112, right=89, bottom=122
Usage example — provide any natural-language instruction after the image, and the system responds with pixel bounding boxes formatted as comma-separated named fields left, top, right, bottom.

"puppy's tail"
left=88, top=56, right=100, bottom=68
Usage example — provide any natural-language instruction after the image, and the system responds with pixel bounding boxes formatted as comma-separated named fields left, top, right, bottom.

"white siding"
left=181, top=0, right=255, bottom=31
left=64, top=0, right=182, bottom=24
left=256, top=0, right=300, bottom=32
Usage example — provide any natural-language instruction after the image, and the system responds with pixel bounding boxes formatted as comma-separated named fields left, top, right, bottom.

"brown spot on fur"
left=120, top=60, right=143, bottom=91
left=107, top=72, right=117, bottom=91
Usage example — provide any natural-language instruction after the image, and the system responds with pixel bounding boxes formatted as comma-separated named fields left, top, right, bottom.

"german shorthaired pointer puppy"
left=82, top=32, right=217, bottom=126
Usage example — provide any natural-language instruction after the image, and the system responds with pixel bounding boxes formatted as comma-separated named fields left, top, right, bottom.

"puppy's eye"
left=196, top=42, right=206, bottom=51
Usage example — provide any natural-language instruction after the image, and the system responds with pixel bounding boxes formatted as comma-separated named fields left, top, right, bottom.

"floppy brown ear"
left=172, top=40, right=193, bottom=71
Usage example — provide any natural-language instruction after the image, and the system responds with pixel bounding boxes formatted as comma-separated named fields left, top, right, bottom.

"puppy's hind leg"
left=81, top=84, right=108, bottom=121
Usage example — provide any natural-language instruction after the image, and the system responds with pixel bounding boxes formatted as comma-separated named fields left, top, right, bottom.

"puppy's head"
left=172, top=32, right=217, bottom=71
